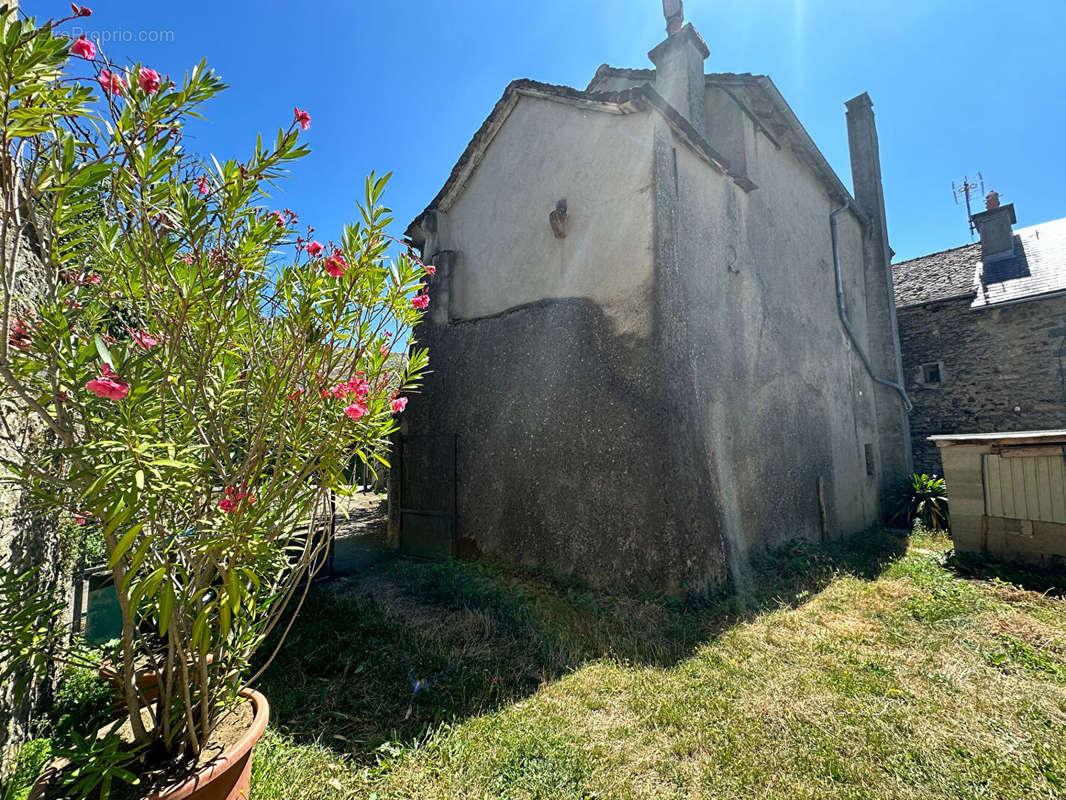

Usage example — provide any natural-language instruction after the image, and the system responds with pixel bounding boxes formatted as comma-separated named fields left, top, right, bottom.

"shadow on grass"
left=945, top=550, right=1066, bottom=597
left=254, top=527, right=908, bottom=765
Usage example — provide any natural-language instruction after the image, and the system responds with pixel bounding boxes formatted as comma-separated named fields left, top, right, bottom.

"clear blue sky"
left=44, top=0, right=1066, bottom=261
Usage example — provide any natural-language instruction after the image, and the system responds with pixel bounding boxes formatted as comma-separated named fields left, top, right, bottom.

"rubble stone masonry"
left=897, top=293, right=1066, bottom=475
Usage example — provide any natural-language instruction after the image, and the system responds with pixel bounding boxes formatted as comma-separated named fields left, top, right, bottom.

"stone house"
left=893, top=196, right=1066, bottom=475
left=392, top=8, right=911, bottom=592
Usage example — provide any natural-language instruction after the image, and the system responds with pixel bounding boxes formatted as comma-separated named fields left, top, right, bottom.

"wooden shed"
left=932, top=430, right=1066, bottom=566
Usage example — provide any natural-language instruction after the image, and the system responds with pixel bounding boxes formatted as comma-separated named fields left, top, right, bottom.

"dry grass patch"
left=252, top=532, right=1066, bottom=799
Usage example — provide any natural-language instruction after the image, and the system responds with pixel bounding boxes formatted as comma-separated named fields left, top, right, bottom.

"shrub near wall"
left=0, top=5, right=432, bottom=794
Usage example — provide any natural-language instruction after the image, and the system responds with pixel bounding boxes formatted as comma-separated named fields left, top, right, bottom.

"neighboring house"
left=391, top=8, right=910, bottom=592
left=893, top=195, right=1066, bottom=476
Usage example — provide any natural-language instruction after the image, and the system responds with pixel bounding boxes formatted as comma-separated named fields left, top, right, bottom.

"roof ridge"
left=405, top=79, right=747, bottom=241
left=587, top=64, right=766, bottom=92
left=893, top=240, right=980, bottom=267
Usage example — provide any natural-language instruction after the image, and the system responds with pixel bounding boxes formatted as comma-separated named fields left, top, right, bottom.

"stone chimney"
left=845, top=91, right=914, bottom=479
left=648, top=22, right=709, bottom=134
left=970, top=192, right=1017, bottom=262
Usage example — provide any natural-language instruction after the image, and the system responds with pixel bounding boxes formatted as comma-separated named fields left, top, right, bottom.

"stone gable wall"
left=897, top=294, right=1066, bottom=475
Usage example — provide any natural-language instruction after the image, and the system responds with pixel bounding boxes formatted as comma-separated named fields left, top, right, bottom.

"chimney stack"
left=844, top=91, right=914, bottom=479
left=648, top=15, right=709, bottom=135
left=970, top=192, right=1017, bottom=262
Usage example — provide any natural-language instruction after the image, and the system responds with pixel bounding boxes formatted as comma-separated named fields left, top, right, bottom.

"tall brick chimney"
left=970, top=192, right=1017, bottom=262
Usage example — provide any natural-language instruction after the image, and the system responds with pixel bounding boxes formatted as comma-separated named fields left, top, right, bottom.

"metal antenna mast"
left=952, top=173, right=985, bottom=235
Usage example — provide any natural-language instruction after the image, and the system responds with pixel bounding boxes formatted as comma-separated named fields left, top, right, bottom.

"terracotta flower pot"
left=99, top=654, right=215, bottom=707
left=31, top=689, right=269, bottom=800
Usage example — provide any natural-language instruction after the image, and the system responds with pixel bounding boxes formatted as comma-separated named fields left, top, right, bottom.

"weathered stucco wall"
left=398, top=296, right=727, bottom=590
left=445, top=97, right=657, bottom=339
left=898, top=294, right=1066, bottom=474
left=398, top=96, right=726, bottom=591
left=663, top=112, right=884, bottom=568
left=396, top=82, right=906, bottom=592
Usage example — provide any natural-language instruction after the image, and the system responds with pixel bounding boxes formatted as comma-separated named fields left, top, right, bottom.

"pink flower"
left=425, top=265, right=437, bottom=276
left=9, top=317, right=35, bottom=350
left=411, top=294, right=430, bottom=310
left=129, top=329, right=158, bottom=349
left=343, top=401, right=367, bottom=421
left=219, top=486, right=256, bottom=513
left=294, top=107, right=311, bottom=130
left=329, top=375, right=368, bottom=400
left=70, top=4, right=92, bottom=17
left=348, top=376, right=369, bottom=397
left=306, top=240, right=324, bottom=257
left=380, top=344, right=390, bottom=356
left=137, top=68, right=160, bottom=94
left=74, top=512, right=88, bottom=525
left=286, top=388, right=305, bottom=402
left=270, top=210, right=285, bottom=228
left=323, top=253, right=348, bottom=277
left=70, top=36, right=95, bottom=60
left=195, top=176, right=209, bottom=196
left=391, top=397, right=408, bottom=414
left=96, top=69, right=124, bottom=95
left=179, top=254, right=194, bottom=265
left=81, top=272, right=101, bottom=286
left=85, top=363, right=130, bottom=401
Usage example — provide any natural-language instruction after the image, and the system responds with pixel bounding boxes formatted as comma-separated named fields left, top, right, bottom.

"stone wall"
left=0, top=233, right=70, bottom=779
left=897, top=294, right=1066, bottom=475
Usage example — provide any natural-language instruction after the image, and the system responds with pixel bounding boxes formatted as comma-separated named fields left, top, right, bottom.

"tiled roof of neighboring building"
left=893, top=216, right=1066, bottom=309
left=972, top=216, right=1066, bottom=308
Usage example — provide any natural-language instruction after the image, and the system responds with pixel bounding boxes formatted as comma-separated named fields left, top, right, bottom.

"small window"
left=864, top=443, right=875, bottom=477
left=921, top=362, right=942, bottom=385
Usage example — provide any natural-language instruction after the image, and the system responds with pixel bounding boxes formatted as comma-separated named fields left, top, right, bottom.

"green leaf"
left=157, top=583, right=174, bottom=636
left=148, top=458, right=195, bottom=470
left=108, top=520, right=140, bottom=568
left=93, top=334, right=114, bottom=367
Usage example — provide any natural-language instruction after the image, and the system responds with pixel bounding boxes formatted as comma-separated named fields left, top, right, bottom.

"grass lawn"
left=252, top=530, right=1066, bottom=799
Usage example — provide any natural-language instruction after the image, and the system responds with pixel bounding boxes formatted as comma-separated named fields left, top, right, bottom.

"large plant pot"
left=30, top=689, right=269, bottom=800
left=99, top=654, right=215, bottom=707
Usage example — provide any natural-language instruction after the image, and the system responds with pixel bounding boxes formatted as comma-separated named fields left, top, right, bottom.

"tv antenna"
left=952, top=173, right=984, bottom=235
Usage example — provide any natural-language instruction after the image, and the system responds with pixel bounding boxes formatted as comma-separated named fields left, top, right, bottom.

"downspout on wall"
left=830, top=199, right=913, bottom=414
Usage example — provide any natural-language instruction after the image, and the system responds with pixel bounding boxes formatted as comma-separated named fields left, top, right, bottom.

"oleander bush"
left=0, top=4, right=432, bottom=793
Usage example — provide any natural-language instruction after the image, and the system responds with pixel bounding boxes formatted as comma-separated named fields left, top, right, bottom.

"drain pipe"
left=830, top=199, right=913, bottom=412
